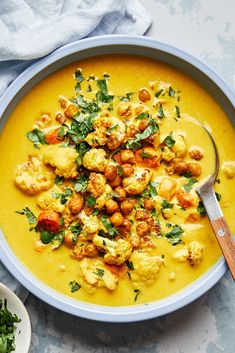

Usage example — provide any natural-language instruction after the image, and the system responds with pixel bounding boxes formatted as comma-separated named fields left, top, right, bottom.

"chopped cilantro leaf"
left=215, top=192, right=221, bottom=201
left=157, top=104, right=165, bottom=119
left=54, top=175, right=64, bottom=185
left=175, top=106, right=180, bottom=118
left=126, top=119, right=159, bottom=150
left=93, top=268, right=105, bottom=278
left=15, top=207, right=37, bottom=224
left=197, top=201, right=206, bottom=216
left=100, top=214, right=119, bottom=237
left=168, top=86, right=175, bottom=97
left=163, top=134, right=175, bottom=148
left=135, top=112, right=149, bottom=120
left=74, top=174, right=89, bottom=193
left=87, top=195, right=96, bottom=207
left=118, top=93, right=134, bottom=102
left=26, top=128, right=47, bottom=148
left=69, top=281, right=81, bottom=293
left=183, top=178, right=198, bottom=192
left=134, top=289, right=141, bottom=301
left=165, top=225, right=184, bottom=245
left=155, top=89, right=163, bottom=98
left=96, top=79, right=113, bottom=104
left=127, top=261, right=135, bottom=270
left=162, top=200, right=174, bottom=209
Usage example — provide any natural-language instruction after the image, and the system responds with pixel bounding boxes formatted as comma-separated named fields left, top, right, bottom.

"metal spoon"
left=196, top=126, right=235, bottom=280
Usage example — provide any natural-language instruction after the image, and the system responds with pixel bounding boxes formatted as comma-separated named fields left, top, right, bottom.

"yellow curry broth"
left=0, top=55, right=234, bottom=306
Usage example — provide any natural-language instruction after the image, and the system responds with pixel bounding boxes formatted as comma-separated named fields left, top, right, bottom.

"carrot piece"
left=105, top=263, right=127, bottom=277
left=37, top=210, right=60, bottom=233
left=45, top=128, right=63, bottom=144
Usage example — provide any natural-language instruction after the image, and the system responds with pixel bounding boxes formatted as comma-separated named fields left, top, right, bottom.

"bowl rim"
left=0, top=283, right=31, bottom=352
left=0, top=34, right=234, bottom=322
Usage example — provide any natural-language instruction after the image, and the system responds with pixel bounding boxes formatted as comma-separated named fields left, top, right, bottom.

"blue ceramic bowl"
left=0, top=35, right=234, bottom=322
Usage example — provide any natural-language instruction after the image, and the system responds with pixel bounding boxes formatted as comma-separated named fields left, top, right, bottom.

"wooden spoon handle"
left=199, top=188, right=235, bottom=281
left=211, top=217, right=235, bottom=280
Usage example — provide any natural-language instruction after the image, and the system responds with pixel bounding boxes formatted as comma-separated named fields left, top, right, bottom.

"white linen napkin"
left=0, top=0, right=151, bottom=301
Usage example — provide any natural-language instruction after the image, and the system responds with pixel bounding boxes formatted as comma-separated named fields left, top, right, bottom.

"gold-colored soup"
left=0, top=55, right=234, bottom=306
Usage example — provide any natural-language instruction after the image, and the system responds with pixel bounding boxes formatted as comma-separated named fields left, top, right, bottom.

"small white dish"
left=0, top=283, right=31, bottom=353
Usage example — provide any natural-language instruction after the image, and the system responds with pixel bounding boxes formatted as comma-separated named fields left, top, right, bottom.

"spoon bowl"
left=196, top=125, right=235, bottom=280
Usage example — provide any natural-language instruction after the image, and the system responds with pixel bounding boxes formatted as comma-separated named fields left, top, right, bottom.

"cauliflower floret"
left=95, top=184, right=113, bottom=209
left=187, top=241, right=204, bottom=265
left=83, top=148, right=107, bottom=172
left=37, top=185, right=65, bottom=213
left=85, top=116, right=125, bottom=150
left=14, top=155, right=53, bottom=195
left=161, top=146, right=175, bottom=162
left=129, top=251, right=164, bottom=287
left=87, top=173, right=106, bottom=198
left=43, top=145, right=78, bottom=178
left=79, top=210, right=102, bottom=235
left=92, top=234, right=132, bottom=265
left=78, top=258, right=118, bottom=293
left=123, top=168, right=152, bottom=195
left=173, top=248, right=189, bottom=262
left=172, top=130, right=187, bottom=157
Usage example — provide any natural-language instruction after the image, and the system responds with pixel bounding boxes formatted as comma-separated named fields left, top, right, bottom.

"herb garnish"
left=0, top=299, right=21, bottom=353
left=165, top=225, right=184, bottom=245
left=175, top=106, right=180, bottom=118
left=87, top=195, right=96, bottom=207
left=126, top=119, right=159, bottom=150
left=69, top=281, right=81, bottom=293
left=93, top=268, right=105, bottom=278
left=162, top=200, right=174, bottom=209
left=26, top=128, right=47, bottom=148
left=134, top=289, right=141, bottom=301
left=100, top=214, right=119, bottom=237
left=155, top=89, right=163, bottom=98
left=118, top=93, right=133, bottom=102
left=197, top=201, right=206, bottom=216
left=163, top=134, right=175, bottom=148
left=74, top=174, right=89, bottom=193
left=168, top=86, right=175, bottom=97
left=96, top=79, right=113, bottom=104
left=127, top=261, right=135, bottom=270
left=157, top=104, right=165, bottom=119
left=15, top=207, right=37, bottom=224
left=183, top=178, right=198, bottom=192
left=135, top=112, right=149, bottom=120
left=76, top=142, right=90, bottom=165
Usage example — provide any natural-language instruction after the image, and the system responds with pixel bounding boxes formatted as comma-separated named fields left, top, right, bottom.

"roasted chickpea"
left=104, top=164, right=117, bottom=181
left=135, top=209, right=149, bottom=221
left=109, top=175, right=122, bottom=187
left=189, top=147, right=204, bottom=160
left=144, top=198, right=155, bottom=211
left=122, top=163, right=134, bottom=177
left=105, top=199, right=119, bottom=213
left=110, top=212, right=124, bottom=227
left=120, top=199, right=135, bottom=215
left=59, top=96, right=68, bottom=109
left=138, top=119, right=149, bottom=132
left=64, top=104, right=79, bottom=119
left=130, top=234, right=141, bottom=248
left=187, top=162, right=202, bottom=177
left=139, top=88, right=151, bottom=102
left=136, top=222, right=150, bottom=237
left=84, top=243, right=98, bottom=257
left=114, top=186, right=126, bottom=201
left=55, top=112, right=66, bottom=124
left=118, top=102, right=132, bottom=117
left=120, top=150, right=135, bottom=164
left=64, top=231, right=75, bottom=247
left=128, top=124, right=139, bottom=138
left=174, top=158, right=188, bottom=176
left=119, top=219, right=132, bottom=236
left=68, top=194, right=84, bottom=213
